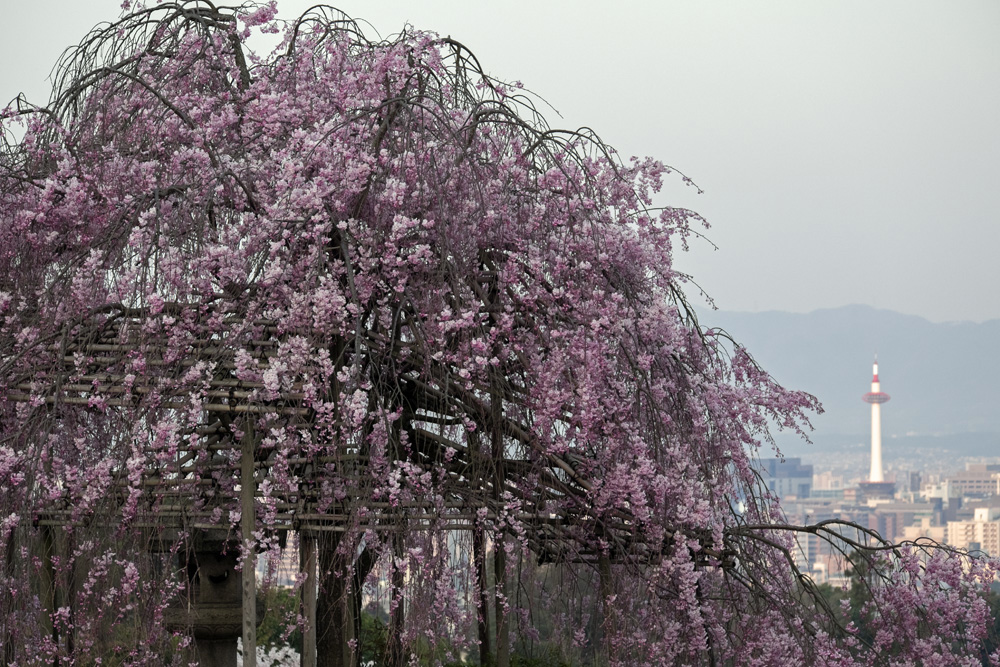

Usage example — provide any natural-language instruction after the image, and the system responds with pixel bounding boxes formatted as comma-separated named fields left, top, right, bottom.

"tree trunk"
left=317, top=533, right=350, bottom=667
left=351, top=546, right=377, bottom=667
left=316, top=330, right=350, bottom=667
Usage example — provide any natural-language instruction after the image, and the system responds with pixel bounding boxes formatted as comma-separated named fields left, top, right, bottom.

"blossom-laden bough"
left=0, top=2, right=995, bottom=666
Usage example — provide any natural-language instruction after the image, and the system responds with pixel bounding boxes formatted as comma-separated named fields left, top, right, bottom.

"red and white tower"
left=862, top=356, right=891, bottom=483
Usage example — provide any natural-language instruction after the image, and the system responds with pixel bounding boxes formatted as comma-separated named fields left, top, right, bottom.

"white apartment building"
left=947, top=507, right=1000, bottom=555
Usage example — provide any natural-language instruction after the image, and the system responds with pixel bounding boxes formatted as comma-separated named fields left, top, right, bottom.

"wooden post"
left=343, top=585, right=354, bottom=667
left=599, top=553, right=615, bottom=667
left=387, top=534, right=406, bottom=667
left=39, top=525, right=58, bottom=661
left=490, top=360, right=509, bottom=667
left=300, top=532, right=317, bottom=667
left=241, top=422, right=257, bottom=667
left=63, top=530, right=76, bottom=659
left=473, top=528, right=492, bottom=667
left=3, top=528, right=15, bottom=666
left=494, top=536, right=509, bottom=667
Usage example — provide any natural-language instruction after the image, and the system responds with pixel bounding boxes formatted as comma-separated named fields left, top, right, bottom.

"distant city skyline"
left=702, top=305, right=1000, bottom=440
left=3, top=1, right=998, bottom=322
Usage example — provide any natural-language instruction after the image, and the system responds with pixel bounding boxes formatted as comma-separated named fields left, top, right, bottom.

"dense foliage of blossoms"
left=0, top=2, right=996, bottom=665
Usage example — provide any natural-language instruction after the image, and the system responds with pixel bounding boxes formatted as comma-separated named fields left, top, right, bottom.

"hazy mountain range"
left=695, top=305, right=1000, bottom=457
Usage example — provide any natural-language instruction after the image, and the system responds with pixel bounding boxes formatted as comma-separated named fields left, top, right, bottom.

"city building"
left=901, top=516, right=946, bottom=544
left=760, top=457, right=813, bottom=499
left=947, top=507, right=1000, bottom=555
left=945, top=463, right=1000, bottom=498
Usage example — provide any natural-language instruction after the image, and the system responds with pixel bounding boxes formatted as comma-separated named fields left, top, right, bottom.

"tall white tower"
left=862, top=357, right=891, bottom=483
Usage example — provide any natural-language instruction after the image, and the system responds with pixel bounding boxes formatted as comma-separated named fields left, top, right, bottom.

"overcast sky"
left=3, top=1, right=998, bottom=323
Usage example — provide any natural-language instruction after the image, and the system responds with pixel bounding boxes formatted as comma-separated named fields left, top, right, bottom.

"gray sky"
left=3, top=1, right=998, bottom=322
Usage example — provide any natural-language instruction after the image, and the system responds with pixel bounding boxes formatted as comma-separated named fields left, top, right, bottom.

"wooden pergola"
left=7, top=306, right=691, bottom=667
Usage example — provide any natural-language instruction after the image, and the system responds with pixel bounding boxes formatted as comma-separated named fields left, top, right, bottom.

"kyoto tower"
left=862, top=356, right=891, bottom=484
